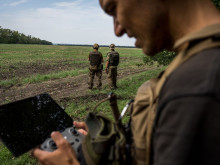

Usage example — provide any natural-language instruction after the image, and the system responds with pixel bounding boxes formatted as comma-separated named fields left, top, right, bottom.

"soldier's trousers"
left=107, top=67, right=117, bottom=89
left=88, top=69, right=102, bottom=89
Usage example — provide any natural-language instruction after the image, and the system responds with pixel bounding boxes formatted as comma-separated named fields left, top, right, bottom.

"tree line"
left=0, top=26, right=52, bottom=45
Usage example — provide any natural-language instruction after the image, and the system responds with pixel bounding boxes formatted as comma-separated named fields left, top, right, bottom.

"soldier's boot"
left=88, top=82, right=93, bottom=89
left=97, top=82, right=102, bottom=90
left=110, top=82, right=116, bottom=90
left=88, top=78, right=94, bottom=89
left=113, top=77, right=117, bottom=88
left=109, top=81, right=116, bottom=90
left=113, top=82, right=117, bottom=89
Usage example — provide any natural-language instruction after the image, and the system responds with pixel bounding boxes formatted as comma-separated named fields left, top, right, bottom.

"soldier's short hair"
left=93, top=43, right=99, bottom=49
left=109, top=43, right=115, bottom=49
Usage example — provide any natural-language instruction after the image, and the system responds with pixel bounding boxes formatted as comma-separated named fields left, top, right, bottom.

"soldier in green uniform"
left=88, top=43, right=104, bottom=90
left=106, top=44, right=120, bottom=89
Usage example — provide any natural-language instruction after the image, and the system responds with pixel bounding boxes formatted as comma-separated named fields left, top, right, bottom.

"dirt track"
left=0, top=67, right=150, bottom=105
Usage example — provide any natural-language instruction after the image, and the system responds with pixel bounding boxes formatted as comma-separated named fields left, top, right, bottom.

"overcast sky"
left=0, top=0, right=135, bottom=46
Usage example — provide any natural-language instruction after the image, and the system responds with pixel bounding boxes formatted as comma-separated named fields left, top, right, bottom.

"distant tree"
left=0, top=26, right=52, bottom=45
left=11, top=31, right=20, bottom=44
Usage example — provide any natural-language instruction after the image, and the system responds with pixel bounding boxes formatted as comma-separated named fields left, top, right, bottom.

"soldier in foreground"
left=106, top=44, right=120, bottom=89
left=33, top=0, right=220, bottom=164
left=88, top=43, right=103, bottom=90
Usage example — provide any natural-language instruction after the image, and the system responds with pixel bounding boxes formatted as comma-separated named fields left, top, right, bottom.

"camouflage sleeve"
left=106, top=53, right=110, bottom=62
left=100, top=52, right=104, bottom=63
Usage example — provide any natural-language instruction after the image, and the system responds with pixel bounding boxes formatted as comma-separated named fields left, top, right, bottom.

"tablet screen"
left=0, top=93, right=73, bottom=157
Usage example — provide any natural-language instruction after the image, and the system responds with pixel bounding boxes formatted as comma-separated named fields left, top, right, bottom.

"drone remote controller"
left=40, top=127, right=84, bottom=157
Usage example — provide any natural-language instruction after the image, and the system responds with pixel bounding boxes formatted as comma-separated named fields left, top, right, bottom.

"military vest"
left=89, top=51, right=102, bottom=66
left=108, top=51, right=119, bottom=66
left=131, top=23, right=220, bottom=165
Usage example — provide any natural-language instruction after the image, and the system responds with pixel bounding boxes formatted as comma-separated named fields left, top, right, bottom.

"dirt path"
left=0, top=67, right=151, bottom=105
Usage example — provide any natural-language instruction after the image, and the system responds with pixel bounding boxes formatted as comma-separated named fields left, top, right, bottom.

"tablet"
left=0, top=93, right=73, bottom=157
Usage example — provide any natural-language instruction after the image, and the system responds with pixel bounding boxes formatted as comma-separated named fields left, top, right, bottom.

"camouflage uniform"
left=106, top=44, right=120, bottom=89
left=88, top=44, right=103, bottom=89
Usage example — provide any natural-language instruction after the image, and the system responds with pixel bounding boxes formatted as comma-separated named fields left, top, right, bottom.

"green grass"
left=64, top=66, right=166, bottom=122
left=0, top=69, right=88, bottom=86
left=0, top=44, right=145, bottom=87
left=0, top=143, right=37, bottom=165
left=22, top=69, right=88, bottom=84
left=0, top=44, right=144, bottom=66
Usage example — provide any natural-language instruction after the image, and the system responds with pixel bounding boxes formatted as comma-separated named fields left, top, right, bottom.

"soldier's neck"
left=166, top=0, right=220, bottom=52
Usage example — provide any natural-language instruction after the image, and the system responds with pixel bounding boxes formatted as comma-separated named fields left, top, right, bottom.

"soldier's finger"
left=50, top=131, right=69, bottom=149
left=78, top=129, right=88, bottom=135
left=73, top=121, right=88, bottom=131
left=32, top=148, right=50, bottom=163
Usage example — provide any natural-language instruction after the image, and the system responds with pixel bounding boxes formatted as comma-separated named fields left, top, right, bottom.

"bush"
left=213, top=0, right=220, bottom=10
left=143, top=50, right=176, bottom=66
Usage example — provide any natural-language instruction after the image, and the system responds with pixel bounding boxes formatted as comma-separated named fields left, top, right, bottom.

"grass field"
left=0, top=44, right=144, bottom=87
left=0, top=44, right=165, bottom=164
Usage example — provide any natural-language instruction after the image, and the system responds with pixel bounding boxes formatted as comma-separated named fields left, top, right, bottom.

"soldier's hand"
left=32, top=132, right=79, bottom=165
left=73, top=121, right=88, bottom=135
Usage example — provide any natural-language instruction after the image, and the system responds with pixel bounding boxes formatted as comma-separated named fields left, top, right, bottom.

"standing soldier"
left=106, top=43, right=120, bottom=90
left=88, top=43, right=104, bottom=90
